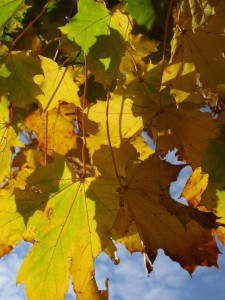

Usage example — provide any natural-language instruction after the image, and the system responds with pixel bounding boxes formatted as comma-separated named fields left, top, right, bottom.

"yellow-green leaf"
left=0, top=95, right=24, bottom=183
left=17, top=155, right=120, bottom=299
left=0, top=46, right=43, bottom=107
left=0, top=0, right=24, bottom=32
left=34, top=56, right=81, bottom=111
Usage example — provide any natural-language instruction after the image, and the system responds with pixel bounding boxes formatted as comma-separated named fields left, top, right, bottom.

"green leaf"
left=0, top=0, right=24, bottom=33
left=125, top=0, right=156, bottom=30
left=60, top=0, right=127, bottom=53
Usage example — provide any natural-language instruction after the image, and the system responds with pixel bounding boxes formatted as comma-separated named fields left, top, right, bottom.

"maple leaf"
left=162, top=0, right=225, bottom=103
left=0, top=45, right=43, bottom=107
left=149, top=102, right=219, bottom=167
left=1, top=0, right=225, bottom=298
left=24, top=108, right=78, bottom=156
left=60, top=0, right=126, bottom=53
left=0, top=188, right=25, bottom=257
left=0, top=0, right=24, bottom=33
left=114, top=154, right=220, bottom=274
left=34, top=56, right=81, bottom=111
left=85, top=93, right=143, bottom=177
left=16, top=154, right=119, bottom=299
left=0, top=95, right=24, bottom=183
left=61, top=1, right=132, bottom=86
left=182, top=166, right=225, bottom=246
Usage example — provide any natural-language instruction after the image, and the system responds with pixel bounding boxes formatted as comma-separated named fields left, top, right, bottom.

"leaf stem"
left=158, top=0, right=174, bottom=111
left=81, top=54, right=87, bottom=178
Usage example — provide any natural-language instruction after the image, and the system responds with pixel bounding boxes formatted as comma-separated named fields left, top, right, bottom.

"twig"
left=10, top=0, right=52, bottom=49
left=157, top=0, right=174, bottom=111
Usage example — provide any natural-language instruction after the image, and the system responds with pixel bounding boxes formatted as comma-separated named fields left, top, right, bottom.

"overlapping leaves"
left=0, top=0, right=225, bottom=299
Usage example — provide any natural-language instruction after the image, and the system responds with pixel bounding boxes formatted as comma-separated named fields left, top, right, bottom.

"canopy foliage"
left=0, top=0, right=225, bottom=299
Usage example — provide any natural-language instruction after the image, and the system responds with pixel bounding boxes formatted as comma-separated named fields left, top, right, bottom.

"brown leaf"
left=113, top=154, right=220, bottom=274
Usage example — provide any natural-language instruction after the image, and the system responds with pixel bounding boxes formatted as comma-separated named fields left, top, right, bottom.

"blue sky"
left=0, top=240, right=225, bottom=300
left=0, top=160, right=225, bottom=300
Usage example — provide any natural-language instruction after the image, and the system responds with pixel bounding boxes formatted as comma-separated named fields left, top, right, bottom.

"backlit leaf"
left=0, top=46, right=43, bottom=107
left=150, top=102, right=219, bottom=167
left=0, top=95, right=23, bottom=183
left=34, top=56, right=81, bottom=111
left=162, top=0, right=225, bottom=103
left=85, top=93, right=143, bottom=177
left=17, top=155, right=119, bottom=299
left=179, top=0, right=221, bottom=31
left=24, top=108, right=77, bottom=156
left=114, top=154, right=220, bottom=273
left=0, top=0, right=24, bottom=33
left=0, top=189, right=25, bottom=257
left=60, top=0, right=127, bottom=53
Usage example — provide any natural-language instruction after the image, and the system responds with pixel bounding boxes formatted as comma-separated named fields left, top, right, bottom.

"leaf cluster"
left=0, top=0, right=225, bottom=299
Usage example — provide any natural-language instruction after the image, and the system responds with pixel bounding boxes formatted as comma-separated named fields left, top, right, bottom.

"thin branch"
left=81, top=54, right=87, bottom=178
left=10, top=0, right=53, bottom=49
left=44, top=112, right=48, bottom=166
left=157, top=0, right=174, bottom=111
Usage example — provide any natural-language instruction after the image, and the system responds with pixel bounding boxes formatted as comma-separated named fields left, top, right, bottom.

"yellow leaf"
left=0, top=188, right=26, bottom=257
left=0, top=95, right=24, bottom=183
left=34, top=56, right=81, bottom=111
left=24, top=108, right=77, bottom=156
left=182, top=167, right=209, bottom=208
left=86, top=94, right=143, bottom=177
left=130, top=135, right=154, bottom=160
